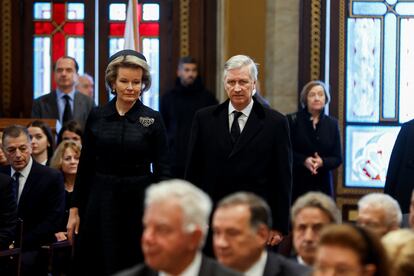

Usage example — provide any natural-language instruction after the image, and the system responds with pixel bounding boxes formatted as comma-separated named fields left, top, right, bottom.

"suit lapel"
left=47, top=92, right=60, bottom=120
left=229, top=104, right=264, bottom=158
left=213, top=101, right=233, bottom=151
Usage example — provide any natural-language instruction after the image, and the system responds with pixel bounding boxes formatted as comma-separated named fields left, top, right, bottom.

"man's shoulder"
left=33, top=92, right=55, bottom=103
left=30, top=162, right=62, bottom=179
left=0, top=172, right=12, bottom=187
left=200, top=255, right=241, bottom=276
left=113, top=263, right=157, bottom=276
left=265, top=252, right=310, bottom=276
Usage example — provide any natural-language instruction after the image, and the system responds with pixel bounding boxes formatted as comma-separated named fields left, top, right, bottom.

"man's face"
left=3, top=133, right=32, bottom=171
left=212, top=204, right=266, bottom=272
left=293, top=207, right=332, bottom=265
left=224, top=66, right=255, bottom=111
left=177, top=63, right=198, bottom=87
left=76, top=76, right=94, bottom=98
left=357, top=206, right=390, bottom=237
left=408, top=192, right=414, bottom=230
left=54, top=58, right=78, bottom=92
left=141, top=200, right=200, bottom=275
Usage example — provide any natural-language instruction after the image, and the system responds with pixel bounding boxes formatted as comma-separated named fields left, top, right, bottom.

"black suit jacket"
left=0, top=173, right=17, bottom=250
left=113, top=255, right=241, bottom=276
left=385, top=119, right=414, bottom=213
left=31, top=90, right=94, bottom=128
left=263, top=252, right=310, bottom=276
left=185, top=99, right=292, bottom=234
left=0, top=161, right=65, bottom=250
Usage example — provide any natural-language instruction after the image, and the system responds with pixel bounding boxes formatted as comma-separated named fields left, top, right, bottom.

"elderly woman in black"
left=288, top=80, right=342, bottom=202
left=67, top=50, right=170, bottom=275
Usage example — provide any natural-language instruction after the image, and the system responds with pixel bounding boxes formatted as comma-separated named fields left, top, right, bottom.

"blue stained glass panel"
left=396, top=3, right=414, bottom=15
left=345, top=125, right=400, bottom=188
left=67, top=37, right=85, bottom=74
left=142, top=38, right=159, bottom=111
left=399, top=18, right=414, bottom=123
left=33, top=37, right=51, bottom=99
left=143, top=4, right=160, bottom=21
left=352, top=2, right=386, bottom=16
left=346, top=18, right=381, bottom=123
left=67, top=3, right=85, bottom=20
left=109, top=38, right=125, bottom=58
left=34, top=3, right=51, bottom=19
left=382, top=13, right=397, bottom=119
left=109, top=4, right=126, bottom=21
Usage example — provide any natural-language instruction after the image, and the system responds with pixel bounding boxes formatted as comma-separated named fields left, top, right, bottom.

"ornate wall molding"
left=179, top=0, right=190, bottom=57
left=1, top=0, right=12, bottom=115
left=310, top=0, right=322, bottom=80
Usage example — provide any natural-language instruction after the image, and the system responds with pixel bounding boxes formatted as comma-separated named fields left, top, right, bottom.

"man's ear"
left=188, top=226, right=203, bottom=251
left=256, top=224, right=270, bottom=245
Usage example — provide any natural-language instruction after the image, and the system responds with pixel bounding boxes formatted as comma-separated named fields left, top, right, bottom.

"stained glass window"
left=345, top=0, right=414, bottom=188
left=108, top=1, right=160, bottom=110
left=33, top=2, right=85, bottom=98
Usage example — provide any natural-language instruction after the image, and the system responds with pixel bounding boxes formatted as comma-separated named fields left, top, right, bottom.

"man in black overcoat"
left=385, top=119, right=414, bottom=213
left=0, top=173, right=17, bottom=250
left=185, top=54, right=292, bottom=240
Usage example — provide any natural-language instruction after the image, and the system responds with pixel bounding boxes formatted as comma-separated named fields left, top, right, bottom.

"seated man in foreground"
left=115, top=179, right=240, bottom=276
left=212, top=192, right=309, bottom=276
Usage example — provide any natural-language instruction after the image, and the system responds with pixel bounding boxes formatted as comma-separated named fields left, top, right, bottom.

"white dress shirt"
left=244, top=250, right=267, bottom=276
left=228, top=99, right=254, bottom=133
left=11, top=157, right=33, bottom=204
left=159, top=252, right=202, bottom=276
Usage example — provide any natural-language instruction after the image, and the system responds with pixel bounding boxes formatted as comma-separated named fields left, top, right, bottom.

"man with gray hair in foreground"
left=357, top=192, right=402, bottom=237
left=115, top=179, right=240, bottom=276
left=291, top=191, right=341, bottom=266
left=213, top=192, right=309, bottom=276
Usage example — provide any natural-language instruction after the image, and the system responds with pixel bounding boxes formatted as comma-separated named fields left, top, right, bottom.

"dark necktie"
left=13, top=172, right=20, bottom=201
left=62, top=95, right=73, bottom=123
left=230, top=111, right=243, bottom=143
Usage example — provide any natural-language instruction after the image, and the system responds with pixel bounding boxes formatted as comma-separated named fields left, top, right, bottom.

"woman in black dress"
left=288, top=80, right=342, bottom=202
left=67, top=50, right=170, bottom=275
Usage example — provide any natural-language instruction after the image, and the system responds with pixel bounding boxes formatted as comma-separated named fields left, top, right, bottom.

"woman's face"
left=62, top=130, right=82, bottom=145
left=61, top=147, right=79, bottom=176
left=28, top=126, right=49, bottom=156
left=112, top=67, right=143, bottom=105
left=314, top=245, right=375, bottom=276
left=307, top=85, right=326, bottom=114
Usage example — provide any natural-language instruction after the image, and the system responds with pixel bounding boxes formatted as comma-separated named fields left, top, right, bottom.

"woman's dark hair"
left=27, top=120, right=55, bottom=161
left=57, top=120, right=83, bottom=145
left=318, top=224, right=390, bottom=276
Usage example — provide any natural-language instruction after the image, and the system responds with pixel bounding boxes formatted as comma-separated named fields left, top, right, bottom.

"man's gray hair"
left=145, top=179, right=212, bottom=243
left=223, top=55, right=258, bottom=81
left=358, top=193, right=402, bottom=228
left=291, top=192, right=341, bottom=224
left=217, top=192, right=272, bottom=230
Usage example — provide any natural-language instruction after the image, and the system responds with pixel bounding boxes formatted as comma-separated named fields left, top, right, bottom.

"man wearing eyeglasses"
left=0, top=124, right=64, bottom=275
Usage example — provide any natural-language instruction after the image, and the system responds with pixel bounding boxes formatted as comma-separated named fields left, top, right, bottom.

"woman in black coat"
left=288, top=80, right=342, bottom=202
left=67, top=50, right=170, bottom=275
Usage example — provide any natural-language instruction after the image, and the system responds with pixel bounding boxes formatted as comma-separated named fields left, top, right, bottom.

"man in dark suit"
left=0, top=125, right=65, bottom=275
left=114, top=179, right=240, bottom=276
left=212, top=192, right=309, bottom=276
left=31, top=56, right=95, bottom=128
left=185, top=54, right=292, bottom=240
left=0, top=173, right=17, bottom=250
left=385, top=119, right=414, bottom=214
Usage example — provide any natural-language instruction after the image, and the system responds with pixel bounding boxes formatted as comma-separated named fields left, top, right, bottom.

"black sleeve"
left=0, top=174, right=17, bottom=249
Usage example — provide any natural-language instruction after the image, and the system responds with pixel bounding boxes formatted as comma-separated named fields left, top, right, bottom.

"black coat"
left=263, top=252, right=310, bottom=276
left=113, top=255, right=241, bottom=276
left=0, top=161, right=65, bottom=250
left=287, top=109, right=342, bottom=201
left=385, top=119, right=414, bottom=213
left=0, top=173, right=17, bottom=250
left=72, top=98, right=170, bottom=276
left=185, top=99, right=292, bottom=234
left=160, top=77, right=217, bottom=177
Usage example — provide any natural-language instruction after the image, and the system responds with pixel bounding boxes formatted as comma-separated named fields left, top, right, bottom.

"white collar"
left=159, top=252, right=202, bottom=276
left=244, top=250, right=267, bottom=276
left=228, top=98, right=254, bottom=117
left=297, top=255, right=310, bottom=266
